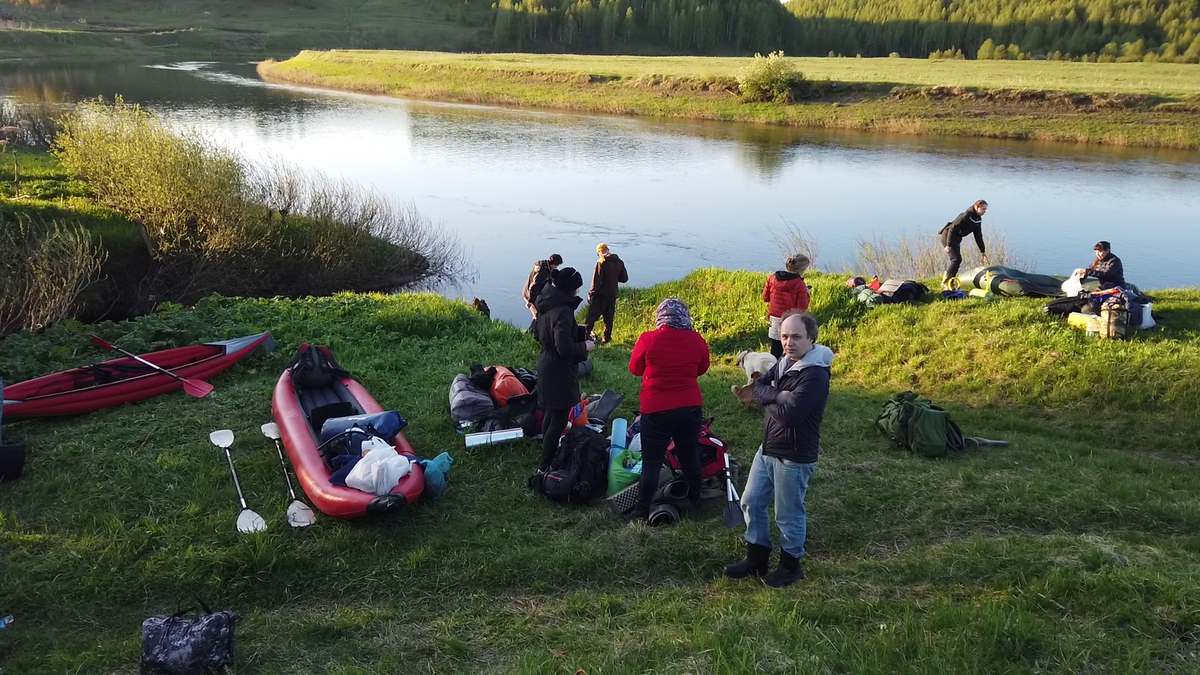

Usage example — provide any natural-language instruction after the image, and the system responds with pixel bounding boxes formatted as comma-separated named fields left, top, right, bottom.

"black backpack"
left=288, top=344, right=352, bottom=389
left=879, top=279, right=928, bottom=304
left=529, top=426, right=610, bottom=503
left=1043, top=294, right=1090, bottom=317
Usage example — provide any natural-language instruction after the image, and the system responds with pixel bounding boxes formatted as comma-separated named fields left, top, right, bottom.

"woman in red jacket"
left=763, top=254, right=811, bottom=358
left=628, top=297, right=711, bottom=521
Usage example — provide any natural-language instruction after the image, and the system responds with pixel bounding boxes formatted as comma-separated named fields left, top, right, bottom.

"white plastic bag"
left=1061, top=271, right=1085, bottom=297
left=345, top=438, right=412, bottom=496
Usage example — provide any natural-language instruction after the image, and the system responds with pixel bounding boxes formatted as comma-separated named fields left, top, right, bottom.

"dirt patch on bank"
left=888, top=85, right=1166, bottom=111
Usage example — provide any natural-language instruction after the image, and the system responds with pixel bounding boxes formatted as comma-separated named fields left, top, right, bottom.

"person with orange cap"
left=584, top=243, right=628, bottom=344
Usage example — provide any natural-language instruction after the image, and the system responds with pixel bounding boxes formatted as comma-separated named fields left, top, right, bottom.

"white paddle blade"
left=287, top=500, right=317, bottom=528
left=260, top=422, right=280, bottom=440
left=210, top=429, right=234, bottom=448
left=237, top=508, right=267, bottom=533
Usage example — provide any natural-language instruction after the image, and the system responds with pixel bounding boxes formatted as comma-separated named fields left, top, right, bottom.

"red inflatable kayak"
left=2, top=332, right=274, bottom=418
left=272, top=367, right=424, bottom=519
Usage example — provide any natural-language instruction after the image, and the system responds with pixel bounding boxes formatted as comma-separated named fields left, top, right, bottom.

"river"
left=4, top=60, right=1198, bottom=325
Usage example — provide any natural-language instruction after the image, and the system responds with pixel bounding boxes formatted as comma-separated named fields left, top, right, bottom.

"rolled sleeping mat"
left=577, top=359, right=594, bottom=379
left=647, top=502, right=681, bottom=527
left=652, top=478, right=691, bottom=503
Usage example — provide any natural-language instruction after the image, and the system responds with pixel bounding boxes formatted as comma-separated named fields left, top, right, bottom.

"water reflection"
left=2, top=60, right=1197, bottom=324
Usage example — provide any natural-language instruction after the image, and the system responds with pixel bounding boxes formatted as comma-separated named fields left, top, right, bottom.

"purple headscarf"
left=655, top=297, right=693, bottom=330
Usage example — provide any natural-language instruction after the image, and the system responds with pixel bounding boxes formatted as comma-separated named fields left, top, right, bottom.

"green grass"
left=0, top=0, right=490, bottom=60
left=259, top=50, right=1200, bottom=149
left=2, top=270, right=1200, bottom=673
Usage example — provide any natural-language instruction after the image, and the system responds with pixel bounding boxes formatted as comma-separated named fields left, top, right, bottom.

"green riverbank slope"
left=2, top=271, right=1199, bottom=672
left=257, top=51, right=1200, bottom=150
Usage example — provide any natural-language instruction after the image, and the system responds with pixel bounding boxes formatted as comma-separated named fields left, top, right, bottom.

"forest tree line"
left=490, top=0, right=1200, bottom=62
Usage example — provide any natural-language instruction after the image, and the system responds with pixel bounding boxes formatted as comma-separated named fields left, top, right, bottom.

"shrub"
left=738, top=51, right=806, bottom=104
left=0, top=213, right=105, bottom=335
left=51, top=98, right=468, bottom=307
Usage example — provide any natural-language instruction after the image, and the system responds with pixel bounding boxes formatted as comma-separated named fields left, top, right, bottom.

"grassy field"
left=258, top=50, right=1200, bottom=150
left=0, top=0, right=489, bottom=60
left=2, top=269, right=1199, bottom=673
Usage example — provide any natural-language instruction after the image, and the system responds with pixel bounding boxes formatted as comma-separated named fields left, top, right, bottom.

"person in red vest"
left=762, top=254, right=811, bottom=358
left=627, top=297, right=710, bottom=522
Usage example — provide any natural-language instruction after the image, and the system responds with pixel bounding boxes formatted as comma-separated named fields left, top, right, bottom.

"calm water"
left=4, top=61, right=1198, bottom=324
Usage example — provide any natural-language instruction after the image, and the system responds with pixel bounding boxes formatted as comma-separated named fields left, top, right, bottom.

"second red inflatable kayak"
left=272, top=364, right=424, bottom=519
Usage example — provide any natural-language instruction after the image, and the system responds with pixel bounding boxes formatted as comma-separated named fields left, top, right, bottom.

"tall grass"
left=51, top=97, right=468, bottom=308
left=847, top=231, right=1028, bottom=280
left=0, top=213, right=106, bottom=335
left=0, top=98, right=65, bottom=150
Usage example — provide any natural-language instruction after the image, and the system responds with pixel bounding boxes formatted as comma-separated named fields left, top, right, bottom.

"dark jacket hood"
left=535, top=283, right=582, bottom=313
left=774, top=271, right=801, bottom=281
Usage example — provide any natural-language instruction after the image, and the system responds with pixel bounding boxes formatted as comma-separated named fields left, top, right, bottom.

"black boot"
left=763, top=551, right=805, bottom=588
left=724, top=543, right=771, bottom=579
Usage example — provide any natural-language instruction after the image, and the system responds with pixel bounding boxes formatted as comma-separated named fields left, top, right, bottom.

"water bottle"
left=609, top=418, right=628, bottom=464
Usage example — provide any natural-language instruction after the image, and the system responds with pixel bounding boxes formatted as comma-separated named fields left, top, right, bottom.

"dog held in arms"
left=731, top=350, right=777, bottom=406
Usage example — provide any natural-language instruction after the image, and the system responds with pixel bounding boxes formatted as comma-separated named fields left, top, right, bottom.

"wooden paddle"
left=89, top=334, right=214, bottom=398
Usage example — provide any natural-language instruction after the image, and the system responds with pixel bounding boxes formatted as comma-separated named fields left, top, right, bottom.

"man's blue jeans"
left=741, top=446, right=817, bottom=559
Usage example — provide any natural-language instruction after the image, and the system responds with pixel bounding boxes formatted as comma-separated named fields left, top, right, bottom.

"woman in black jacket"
left=533, top=267, right=595, bottom=470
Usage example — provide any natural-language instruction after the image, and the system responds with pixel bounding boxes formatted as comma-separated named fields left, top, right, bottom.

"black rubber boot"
left=724, top=543, right=771, bottom=579
left=763, top=551, right=805, bottom=589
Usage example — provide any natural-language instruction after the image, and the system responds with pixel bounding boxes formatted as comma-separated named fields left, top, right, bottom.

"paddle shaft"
left=222, top=447, right=249, bottom=509
left=89, top=335, right=211, bottom=397
left=270, top=437, right=299, bottom=501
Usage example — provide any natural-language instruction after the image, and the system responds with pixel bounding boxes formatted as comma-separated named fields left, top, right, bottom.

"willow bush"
left=0, top=214, right=105, bottom=335
left=52, top=97, right=467, bottom=306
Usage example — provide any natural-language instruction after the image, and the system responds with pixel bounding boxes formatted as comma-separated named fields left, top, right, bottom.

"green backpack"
left=875, top=392, right=965, bottom=458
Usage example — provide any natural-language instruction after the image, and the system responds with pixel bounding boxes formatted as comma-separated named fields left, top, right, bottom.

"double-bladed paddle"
left=260, top=422, right=316, bottom=528
left=89, top=334, right=214, bottom=398
left=209, top=429, right=267, bottom=534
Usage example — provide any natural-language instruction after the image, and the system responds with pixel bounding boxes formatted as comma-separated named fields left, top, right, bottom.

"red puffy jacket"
left=629, top=327, right=710, bottom=414
left=763, top=272, right=810, bottom=318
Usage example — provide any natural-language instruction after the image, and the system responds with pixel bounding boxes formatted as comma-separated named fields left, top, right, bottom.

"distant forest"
left=490, top=0, right=1200, bottom=62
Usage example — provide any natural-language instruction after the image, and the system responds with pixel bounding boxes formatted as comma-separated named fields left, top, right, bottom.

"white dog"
left=736, top=350, right=778, bottom=383
left=731, top=350, right=778, bottom=406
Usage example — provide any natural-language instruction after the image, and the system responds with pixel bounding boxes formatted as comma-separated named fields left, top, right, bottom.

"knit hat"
left=552, top=266, right=584, bottom=293
left=785, top=254, right=811, bottom=276
left=655, top=297, right=693, bottom=330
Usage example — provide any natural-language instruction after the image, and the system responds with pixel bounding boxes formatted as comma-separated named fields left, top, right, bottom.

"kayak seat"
left=298, top=380, right=364, bottom=433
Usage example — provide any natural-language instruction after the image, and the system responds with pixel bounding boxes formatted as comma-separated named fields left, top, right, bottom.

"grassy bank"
left=2, top=270, right=1199, bottom=672
left=259, top=50, right=1200, bottom=149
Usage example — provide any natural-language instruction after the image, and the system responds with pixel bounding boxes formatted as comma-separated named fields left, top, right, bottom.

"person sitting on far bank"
left=523, top=253, right=562, bottom=329
left=585, top=243, right=629, bottom=344
left=940, top=200, right=990, bottom=290
left=725, top=311, right=833, bottom=589
left=534, top=267, right=595, bottom=471
left=1075, top=241, right=1125, bottom=290
left=627, top=297, right=711, bottom=522
left=762, top=254, right=811, bottom=359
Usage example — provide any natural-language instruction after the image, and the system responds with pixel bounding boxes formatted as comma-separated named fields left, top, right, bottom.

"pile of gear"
left=1044, top=274, right=1155, bottom=340
left=847, top=276, right=929, bottom=306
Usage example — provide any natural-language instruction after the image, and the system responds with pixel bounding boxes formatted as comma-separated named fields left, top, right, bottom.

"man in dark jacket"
left=584, top=243, right=628, bottom=344
left=523, top=253, right=563, bottom=327
left=1079, top=241, right=1126, bottom=290
left=725, top=312, right=833, bottom=589
left=534, top=267, right=595, bottom=470
left=940, top=200, right=990, bottom=289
